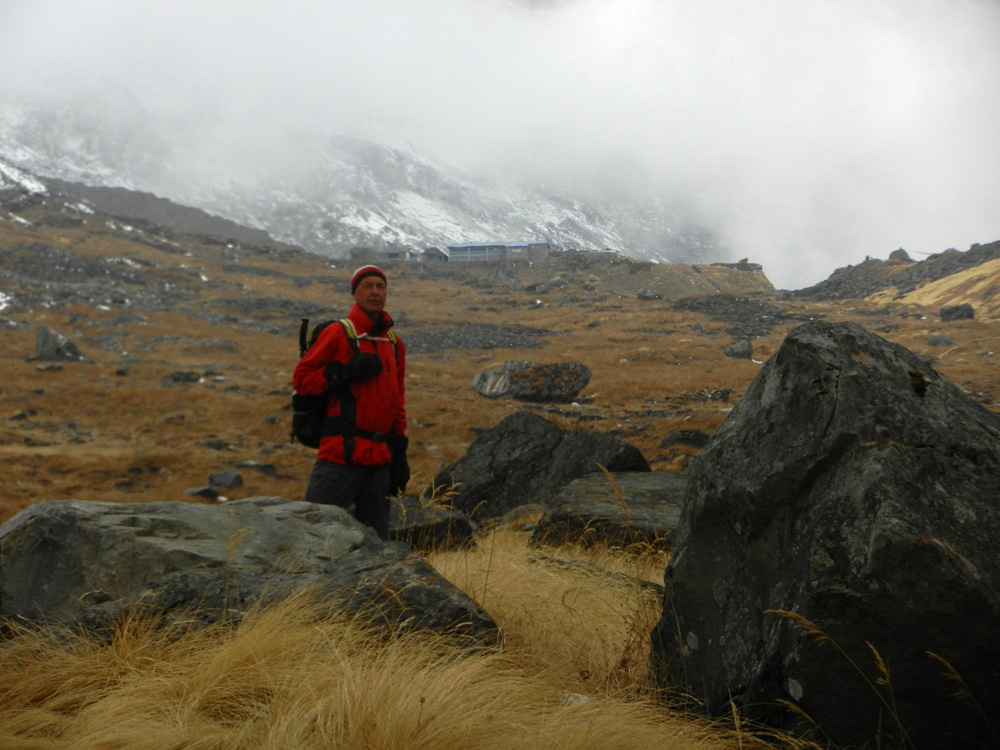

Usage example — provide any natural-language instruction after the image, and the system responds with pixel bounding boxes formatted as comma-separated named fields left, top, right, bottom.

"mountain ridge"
left=6, top=150, right=1000, bottom=315
left=0, top=101, right=720, bottom=267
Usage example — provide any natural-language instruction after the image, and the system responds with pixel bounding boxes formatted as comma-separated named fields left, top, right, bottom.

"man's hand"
left=324, top=353, right=383, bottom=390
left=346, top=352, right=383, bottom=380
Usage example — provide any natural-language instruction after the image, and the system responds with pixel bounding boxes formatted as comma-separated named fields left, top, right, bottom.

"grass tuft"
left=0, top=541, right=805, bottom=750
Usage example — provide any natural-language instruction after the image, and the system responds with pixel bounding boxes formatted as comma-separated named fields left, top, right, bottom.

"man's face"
left=353, top=275, right=387, bottom=317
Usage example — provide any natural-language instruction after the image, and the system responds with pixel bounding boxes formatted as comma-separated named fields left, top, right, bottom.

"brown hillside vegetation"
left=872, top=256, right=1000, bottom=319
left=0, top=203, right=781, bottom=523
left=3, top=199, right=1000, bottom=748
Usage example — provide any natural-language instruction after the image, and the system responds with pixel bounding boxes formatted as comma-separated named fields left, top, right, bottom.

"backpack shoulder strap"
left=338, top=319, right=361, bottom=355
left=341, top=319, right=400, bottom=362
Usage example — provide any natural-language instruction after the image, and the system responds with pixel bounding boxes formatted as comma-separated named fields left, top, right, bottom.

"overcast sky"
left=2, top=0, right=999, bottom=289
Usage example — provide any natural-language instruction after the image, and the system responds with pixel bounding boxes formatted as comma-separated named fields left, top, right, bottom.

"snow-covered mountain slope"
left=0, top=158, right=47, bottom=195
left=184, top=135, right=719, bottom=260
left=0, top=99, right=720, bottom=263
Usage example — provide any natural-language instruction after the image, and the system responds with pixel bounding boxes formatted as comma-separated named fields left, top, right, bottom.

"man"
left=293, top=264, right=408, bottom=539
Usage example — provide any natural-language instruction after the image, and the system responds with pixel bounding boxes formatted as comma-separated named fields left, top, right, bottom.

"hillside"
left=794, top=241, right=1000, bottom=317
left=873, top=253, right=1000, bottom=319
left=2, top=173, right=999, bottom=528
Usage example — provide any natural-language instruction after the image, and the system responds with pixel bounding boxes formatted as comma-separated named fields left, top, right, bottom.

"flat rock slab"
left=0, top=497, right=496, bottom=643
left=531, top=471, right=685, bottom=550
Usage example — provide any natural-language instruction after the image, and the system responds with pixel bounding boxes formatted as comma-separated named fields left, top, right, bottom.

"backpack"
left=290, top=317, right=398, bottom=448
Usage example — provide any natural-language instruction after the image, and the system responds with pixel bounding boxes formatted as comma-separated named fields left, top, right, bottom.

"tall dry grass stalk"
left=429, top=527, right=665, bottom=696
left=0, top=588, right=789, bottom=750
left=767, top=610, right=913, bottom=749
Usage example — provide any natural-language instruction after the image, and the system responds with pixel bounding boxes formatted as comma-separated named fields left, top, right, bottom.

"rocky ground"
left=2, top=180, right=999, bottom=526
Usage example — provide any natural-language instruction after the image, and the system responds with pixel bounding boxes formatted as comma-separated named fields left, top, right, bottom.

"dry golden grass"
left=0, top=545, right=811, bottom=750
left=872, top=257, right=1000, bottom=320
left=428, top=527, right=666, bottom=696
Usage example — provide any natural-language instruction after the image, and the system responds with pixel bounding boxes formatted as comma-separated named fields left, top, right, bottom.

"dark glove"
left=324, top=352, right=382, bottom=390
left=389, top=434, right=410, bottom=496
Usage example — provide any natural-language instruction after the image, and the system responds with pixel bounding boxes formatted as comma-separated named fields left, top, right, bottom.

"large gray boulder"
left=530, top=471, right=685, bottom=550
left=650, top=321, right=1000, bottom=749
left=0, top=497, right=497, bottom=643
left=472, top=360, right=591, bottom=403
left=430, top=411, right=649, bottom=522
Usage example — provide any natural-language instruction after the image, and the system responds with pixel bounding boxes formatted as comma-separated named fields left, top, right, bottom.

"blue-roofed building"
left=445, top=241, right=549, bottom=262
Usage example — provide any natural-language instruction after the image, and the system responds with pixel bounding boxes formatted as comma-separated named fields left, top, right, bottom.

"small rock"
left=28, top=326, right=92, bottom=363
left=940, top=303, right=974, bottom=321
left=548, top=276, right=568, bottom=289
left=236, top=461, right=276, bottom=477
left=208, top=470, right=243, bottom=490
left=928, top=334, right=955, bottom=347
left=185, top=486, right=220, bottom=501
left=721, top=340, right=753, bottom=359
left=660, top=429, right=710, bottom=449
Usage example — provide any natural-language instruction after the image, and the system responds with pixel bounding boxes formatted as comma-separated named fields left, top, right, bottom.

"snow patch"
left=108, top=256, right=143, bottom=268
left=340, top=209, right=395, bottom=236
left=394, top=191, right=468, bottom=237
left=0, top=160, right=46, bottom=193
left=105, top=220, right=136, bottom=233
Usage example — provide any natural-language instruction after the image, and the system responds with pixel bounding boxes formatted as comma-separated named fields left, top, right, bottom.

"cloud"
left=2, top=0, right=998, bottom=288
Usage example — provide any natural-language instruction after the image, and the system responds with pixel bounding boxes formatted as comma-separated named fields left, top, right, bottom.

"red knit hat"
left=350, top=264, right=387, bottom=293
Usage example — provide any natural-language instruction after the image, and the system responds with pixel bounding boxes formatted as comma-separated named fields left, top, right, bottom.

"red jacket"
left=293, top=304, right=406, bottom=466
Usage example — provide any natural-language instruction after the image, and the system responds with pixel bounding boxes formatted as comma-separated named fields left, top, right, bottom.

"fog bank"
left=2, top=0, right=998, bottom=289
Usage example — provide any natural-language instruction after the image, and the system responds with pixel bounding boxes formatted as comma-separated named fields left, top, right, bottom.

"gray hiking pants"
left=305, top=459, right=391, bottom=541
